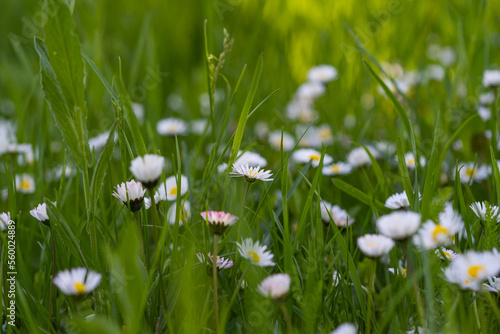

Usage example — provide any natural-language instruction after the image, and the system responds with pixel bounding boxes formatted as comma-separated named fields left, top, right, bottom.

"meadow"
left=2, top=0, right=500, bottom=333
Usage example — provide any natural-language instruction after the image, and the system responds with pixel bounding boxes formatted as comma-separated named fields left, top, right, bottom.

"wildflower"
left=292, top=148, right=333, bottom=167
left=129, top=154, right=164, bottom=189
left=235, top=150, right=267, bottom=167
left=385, top=192, right=411, bottom=210
left=167, top=201, right=191, bottom=225
left=230, top=164, right=273, bottom=183
left=0, top=212, right=11, bottom=231
left=377, top=212, right=421, bottom=240
left=413, top=217, right=463, bottom=250
left=237, top=238, right=275, bottom=267
left=357, top=234, right=395, bottom=258
left=286, top=99, right=317, bottom=123
left=201, top=211, right=238, bottom=235
left=254, top=121, right=269, bottom=140
left=296, top=81, right=326, bottom=100
left=190, top=119, right=210, bottom=135
left=15, top=173, right=35, bottom=194
left=320, top=201, right=355, bottom=227
left=435, top=248, right=457, bottom=261
left=329, top=323, right=358, bottom=334
left=132, top=102, right=145, bottom=124
left=30, top=203, right=50, bottom=226
left=322, top=162, right=353, bottom=176
left=258, top=273, right=291, bottom=301
left=53, top=267, right=102, bottom=296
left=89, top=131, right=115, bottom=151
left=196, top=252, right=234, bottom=271
left=388, top=266, right=407, bottom=277
left=402, top=152, right=426, bottom=169
left=484, top=277, right=500, bottom=293
left=347, top=147, right=378, bottom=167
left=444, top=250, right=500, bottom=290
left=470, top=201, right=500, bottom=223
left=156, top=117, right=187, bottom=136
left=479, top=92, right=495, bottom=105
left=268, top=131, right=295, bottom=152
left=307, top=65, right=338, bottom=83
left=158, top=175, right=189, bottom=201
left=112, top=180, right=146, bottom=212
left=483, top=70, right=500, bottom=87
left=456, top=162, right=489, bottom=184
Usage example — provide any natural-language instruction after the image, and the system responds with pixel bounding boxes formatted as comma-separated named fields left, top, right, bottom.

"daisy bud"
left=30, top=203, right=51, bottom=226
left=0, top=212, right=12, bottom=231
left=258, top=273, right=291, bottom=302
left=112, top=180, right=146, bottom=212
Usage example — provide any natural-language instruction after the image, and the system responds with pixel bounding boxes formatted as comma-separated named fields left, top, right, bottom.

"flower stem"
left=48, top=227, right=56, bottom=321
left=134, top=211, right=146, bottom=269
left=219, top=265, right=250, bottom=333
left=366, top=259, right=377, bottom=334
left=212, top=234, right=220, bottom=332
left=279, top=302, right=293, bottom=334
left=149, top=189, right=159, bottom=245
left=473, top=292, right=482, bottom=333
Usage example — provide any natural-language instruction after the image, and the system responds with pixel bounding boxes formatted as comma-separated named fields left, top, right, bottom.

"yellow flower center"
left=249, top=169, right=258, bottom=177
left=309, top=154, right=320, bottom=161
left=169, top=186, right=178, bottom=196
left=402, top=268, right=407, bottom=277
left=74, top=282, right=86, bottom=294
left=21, top=180, right=30, bottom=189
left=330, top=165, right=340, bottom=173
left=248, top=251, right=260, bottom=263
left=369, top=242, right=376, bottom=247
left=407, top=158, right=415, bottom=165
left=465, top=168, right=476, bottom=177
left=432, top=225, right=448, bottom=241
left=468, top=265, right=485, bottom=278
left=320, top=129, right=331, bottom=139
left=443, top=251, right=452, bottom=259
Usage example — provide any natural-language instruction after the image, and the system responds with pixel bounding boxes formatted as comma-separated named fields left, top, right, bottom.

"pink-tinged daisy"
left=112, top=180, right=146, bottom=212
left=200, top=211, right=238, bottom=235
left=258, top=273, right=291, bottom=301
left=196, top=252, right=234, bottom=271
left=30, top=203, right=51, bottom=226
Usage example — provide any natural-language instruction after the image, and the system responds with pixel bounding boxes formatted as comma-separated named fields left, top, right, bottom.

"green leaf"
left=332, top=178, right=390, bottom=214
left=72, top=317, right=123, bottom=334
left=420, top=111, right=441, bottom=220
left=396, top=138, right=415, bottom=209
left=490, top=146, right=500, bottom=206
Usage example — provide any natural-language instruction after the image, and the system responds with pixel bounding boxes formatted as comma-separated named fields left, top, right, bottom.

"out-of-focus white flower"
left=452, top=140, right=463, bottom=151
left=322, top=162, right=353, bottom=176
left=230, top=164, right=273, bottom=182
left=0, top=212, right=11, bottom=231
left=357, top=234, right=395, bottom=258
left=296, top=81, right=326, bottom=100
left=190, top=119, right=210, bottom=135
left=413, top=208, right=463, bottom=250
left=268, top=131, right=295, bottom=152
left=385, top=192, right=410, bottom=210
left=292, top=148, right=333, bottom=167
left=402, top=152, right=426, bottom=169
left=320, top=201, right=355, bottom=227
left=15, top=173, right=35, bottom=194
left=377, top=212, right=421, bottom=240
left=478, top=106, right=491, bottom=121
left=426, top=64, right=445, bottom=81
left=444, top=250, right=500, bottom=291
left=286, top=99, right=317, bottom=123
left=375, top=141, right=396, bottom=156
left=456, top=162, right=489, bottom=184
left=129, top=154, right=165, bottom=189
left=235, top=150, right=267, bottom=167
left=347, top=146, right=379, bottom=167
left=258, top=273, right=290, bottom=300
left=484, top=276, right=500, bottom=293
left=237, top=238, right=275, bottom=267
left=53, top=267, right=101, bottom=296
left=307, top=65, right=338, bottom=83
left=156, top=175, right=188, bottom=201
left=470, top=201, right=500, bottom=223
left=167, top=201, right=191, bottom=225
left=483, top=70, right=500, bottom=87
left=479, top=92, right=495, bottom=105
left=388, top=266, right=407, bottom=277
left=254, top=121, right=269, bottom=140
left=132, top=103, right=145, bottom=124
left=435, top=248, right=458, bottom=261
left=438, top=47, right=456, bottom=67
left=329, top=323, right=358, bottom=334
left=89, top=131, right=115, bottom=151
left=157, top=117, right=187, bottom=136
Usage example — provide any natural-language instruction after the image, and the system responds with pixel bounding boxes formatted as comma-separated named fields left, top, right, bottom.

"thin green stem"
left=134, top=211, right=146, bottom=269
left=473, top=292, right=482, bottom=333
left=149, top=189, right=159, bottom=244
left=366, top=259, right=376, bottom=334
left=213, top=234, right=220, bottom=332
left=235, top=182, right=251, bottom=263
left=279, top=302, right=293, bottom=334
left=48, top=227, right=56, bottom=321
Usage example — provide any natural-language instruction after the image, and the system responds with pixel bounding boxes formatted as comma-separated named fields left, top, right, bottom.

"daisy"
left=484, top=276, right=500, bottom=293
left=237, top=238, right=275, bottom=267
left=167, top=201, right=191, bottom=225
left=322, top=162, right=353, bottom=176
left=357, top=234, right=395, bottom=258
left=53, top=267, right=102, bottom=296
left=307, top=65, right=338, bottom=83
left=456, top=162, right=489, bottom=184
left=196, top=252, right=234, bottom=271
left=254, top=121, right=269, bottom=140
left=377, top=212, right=421, bottom=240
left=230, top=164, right=273, bottom=183
left=190, top=119, right=210, bottom=135
left=0, top=212, right=11, bottom=231
left=292, top=148, right=333, bottom=167
left=347, top=147, right=378, bottom=168
left=402, top=152, right=426, bottom=169
left=483, top=70, right=500, bottom=87
left=329, top=323, right=358, bottom=334
left=129, top=154, right=165, bottom=189
left=15, top=173, right=35, bottom=194
left=413, top=217, right=463, bottom=250
left=479, top=92, right=495, bottom=105
left=320, top=201, right=355, bottom=227
left=235, top=150, right=267, bottom=167
left=435, top=248, right=458, bottom=261
left=286, top=99, right=317, bottom=123
left=317, top=124, right=334, bottom=146
left=268, top=131, right=295, bottom=152
left=388, top=264, right=407, bottom=277
left=89, top=131, right=115, bottom=151
left=30, top=203, right=50, bottom=226
left=478, top=106, right=491, bottom=121
left=444, top=250, right=500, bottom=290
left=112, top=180, right=146, bottom=212
left=157, top=175, right=189, bottom=201
left=201, top=211, right=238, bottom=235
left=258, top=273, right=291, bottom=301
left=297, top=126, right=323, bottom=148
left=296, top=81, right=326, bottom=100
left=132, top=102, right=145, bottom=124
left=470, top=201, right=500, bottom=223
left=384, top=192, right=411, bottom=210
left=156, top=117, right=187, bottom=136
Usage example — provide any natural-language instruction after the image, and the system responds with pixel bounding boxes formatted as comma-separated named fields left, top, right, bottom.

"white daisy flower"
left=132, top=102, right=145, bottom=124
left=426, top=64, right=445, bottom=81
left=46, top=165, right=76, bottom=182
left=89, top=131, right=115, bottom=151
left=318, top=124, right=334, bottom=146
left=190, top=119, right=210, bottom=135
left=456, top=162, right=489, bottom=184
left=268, top=131, right=295, bottom=152
left=478, top=106, right=491, bottom=121
left=384, top=192, right=410, bottom=210
left=388, top=266, right=407, bottom=277
left=254, top=121, right=269, bottom=140
left=237, top=238, right=275, bottom=267
left=129, top=154, right=165, bottom=189
left=483, top=70, right=500, bottom=87
left=470, top=201, right=500, bottom=223
left=375, top=141, right=396, bottom=156
left=156, top=175, right=189, bottom=201
left=201, top=211, right=238, bottom=235
left=292, top=148, right=333, bottom=167
left=320, top=201, right=355, bottom=227
left=53, top=267, right=102, bottom=296
left=258, top=273, right=291, bottom=300
left=413, top=218, right=463, bottom=250
left=479, top=92, right=495, bottom=105
left=347, top=146, right=378, bottom=168
left=402, top=152, right=426, bottom=169
left=435, top=248, right=458, bottom=261
left=30, top=203, right=50, bottom=225
left=329, top=323, right=358, bottom=334
left=0, top=212, right=11, bottom=231
left=112, top=180, right=146, bottom=212
left=235, top=150, right=267, bottom=167
left=377, top=212, right=421, bottom=240
left=230, top=164, right=273, bottom=183
left=286, top=99, right=317, bottom=123
left=322, top=162, right=353, bottom=176
left=15, top=173, right=35, bottom=194
left=166, top=201, right=191, bottom=226
left=444, top=250, right=500, bottom=291
left=196, top=252, right=234, bottom=271
left=357, top=234, right=395, bottom=258
left=307, top=65, right=338, bottom=83
left=296, top=81, right=326, bottom=100
left=156, top=117, right=187, bottom=136
left=484, top=276, right=500, bottom=293
left=217, top=162, right=228, bottom=173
